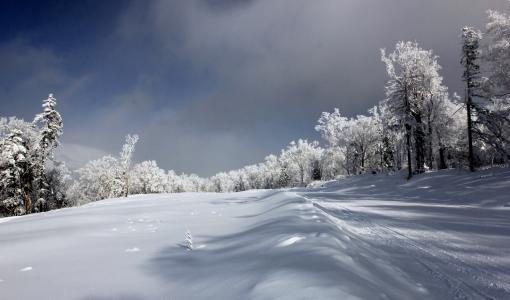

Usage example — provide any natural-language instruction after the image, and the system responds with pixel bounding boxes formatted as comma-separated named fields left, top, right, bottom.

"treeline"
left=1, top=6, right=509, bottom=215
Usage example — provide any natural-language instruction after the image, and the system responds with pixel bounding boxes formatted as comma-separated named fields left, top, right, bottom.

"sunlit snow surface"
left=1, top=167, right=510, bottom=299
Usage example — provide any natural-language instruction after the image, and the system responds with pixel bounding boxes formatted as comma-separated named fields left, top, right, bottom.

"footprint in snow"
left=125, top=247, right=140, bottom=253
left=277, top=236, right=306, bottom=247
left=111, top=228, right=118, bottom=232
left=147, top=225, right=158, bottom=233
left=20, top=266, right=32, bottom=272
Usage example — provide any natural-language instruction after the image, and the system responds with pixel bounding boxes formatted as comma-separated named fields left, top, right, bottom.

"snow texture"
left=0, top=167, right=509, bottom=299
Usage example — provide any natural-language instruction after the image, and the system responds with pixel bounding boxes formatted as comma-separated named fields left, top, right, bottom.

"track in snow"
left=299, top=192, right=510, bottom=300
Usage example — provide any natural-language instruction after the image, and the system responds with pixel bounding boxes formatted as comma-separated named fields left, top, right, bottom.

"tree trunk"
left=23, top=192, right=31, bottom=214
left=427, top=116, right=434, bottom=169
left=414, top=114, right=425, bottom=174
left=466, top=98, right=475, bottom=172
left=405, top=124, right=413, bottom=180
left=438, top=146, right=447, bottom=169
left=124, top=173, right=129, bottom=197
left=361, top=147, right=365, bottom=173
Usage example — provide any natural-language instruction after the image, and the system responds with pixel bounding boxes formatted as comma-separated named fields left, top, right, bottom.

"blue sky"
left=0, top=0, right=508, bottom=175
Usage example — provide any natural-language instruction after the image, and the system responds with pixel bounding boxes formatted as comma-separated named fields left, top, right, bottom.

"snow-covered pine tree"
left=33, top=93, right=63, bottom=204
left=45, top=160, right=72, bottom=209
left=0, top=129, right=29, bottom=215
left=34, top=94, right=63, bottom=158
left=185, top=229, right=193, bottom=250
left=311, top=160, right=322, bottom=181
left=278, top=165, right=291, bottom=188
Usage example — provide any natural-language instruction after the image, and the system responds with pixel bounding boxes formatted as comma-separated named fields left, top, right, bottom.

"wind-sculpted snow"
left=0, top=168, right=509, bottom=299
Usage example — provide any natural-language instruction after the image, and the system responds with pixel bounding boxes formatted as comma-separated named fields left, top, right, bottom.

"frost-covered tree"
left=0, top=129, right=29, bottom=215
left=261, top=154, right=281, bottom=189
left=280, top=139, right=322, bottom=186
left=231, top=169, right=247, bottom=192
left=381, top=41, right=445, bottom=178
left=348, top=113, right=380, bottom=172
left=320, top=146, right=344, bottom=180
left=210, top=172, right=234, bottom=192
left=130, top=160, right=167, bottom=194
left=478, top=9, right=510, bottom=160
left=33, top=94, right=63, bottom=165
left=120, top=134, right=139, bottom=197
left=185, top=174, right=203, bottom=192
left=44, top=161, right=72, bottom=209
left=316, top=108, right=380, bottom=174
left=71, top=135, right=141, bottom=203
left=242, top=165, right=262, bottom=190
left=277, top=164, right=292, bottom=188
left=0, top=95, right=65, bottom=216
left=31, top=94, right=64, bottom=204
left=73, top=156, right=123, bottom=203
left=315, top=108, right=348, bottom=148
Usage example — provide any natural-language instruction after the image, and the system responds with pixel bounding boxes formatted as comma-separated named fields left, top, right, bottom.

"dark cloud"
left=202, top=0, right=257, bottom=11
left=1, top=0, right=509, bottom=176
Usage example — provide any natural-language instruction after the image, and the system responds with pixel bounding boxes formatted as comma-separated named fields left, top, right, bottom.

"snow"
left=0, top=167, right=509, bottom=299
left=125, top=247, right=141, bottom=253
left=277, top=235, right=306, bottom=247
left=0, top=216, right=20, bottom=224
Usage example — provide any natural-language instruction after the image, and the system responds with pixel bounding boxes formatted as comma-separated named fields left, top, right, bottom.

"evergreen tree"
left=0, top=129, right=29, bottom=215
left=461, top=27, right=482, bottom=171
left=33, top=93, right=63, bottom=203
left=185, top=229, right=193, bottom=250
left=278, top=166, right=291, bottom=188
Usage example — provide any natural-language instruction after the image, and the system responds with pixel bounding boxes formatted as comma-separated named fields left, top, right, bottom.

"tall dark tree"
left=461, top=27, right=481, bottom=172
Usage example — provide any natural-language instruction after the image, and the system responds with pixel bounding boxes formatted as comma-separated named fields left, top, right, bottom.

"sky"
left=0, top=0, right=508, bottom=176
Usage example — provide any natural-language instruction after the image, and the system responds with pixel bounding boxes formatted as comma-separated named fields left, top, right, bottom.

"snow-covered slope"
left=1, top=167, right=509, bottom=299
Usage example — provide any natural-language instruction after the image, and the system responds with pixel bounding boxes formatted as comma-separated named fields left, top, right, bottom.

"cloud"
left=2, top=0, right=509, bottom=176
left=0, top=38, right=91, bottom=122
